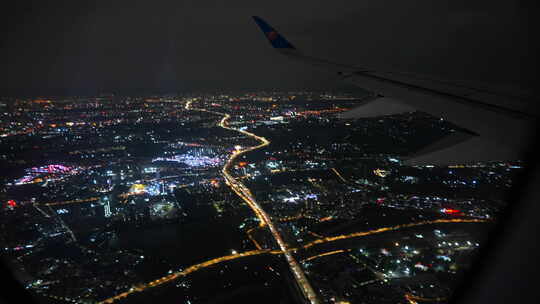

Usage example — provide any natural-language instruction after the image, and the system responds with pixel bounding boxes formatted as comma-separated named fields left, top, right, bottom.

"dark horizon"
left=0, top=85, right=369, bottom=98
left=1, top=0, right=535, bottom=97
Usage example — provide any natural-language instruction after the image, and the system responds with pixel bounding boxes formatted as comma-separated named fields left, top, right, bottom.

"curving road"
left=186, top=99, right=321, bottom=304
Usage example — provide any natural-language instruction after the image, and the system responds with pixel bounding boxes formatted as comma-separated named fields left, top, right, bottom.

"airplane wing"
left=252, top=16, right=537, bottom=166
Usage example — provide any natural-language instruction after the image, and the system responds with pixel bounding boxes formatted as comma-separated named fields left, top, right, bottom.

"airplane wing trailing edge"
left=252, top=16, right=537, bottom=166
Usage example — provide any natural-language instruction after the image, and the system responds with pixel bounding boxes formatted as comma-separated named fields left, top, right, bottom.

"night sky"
left=0, top=0, right=535, bottom=96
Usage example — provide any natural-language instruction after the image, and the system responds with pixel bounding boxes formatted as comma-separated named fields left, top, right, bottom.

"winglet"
left=252, top=16, right=295, bottom=49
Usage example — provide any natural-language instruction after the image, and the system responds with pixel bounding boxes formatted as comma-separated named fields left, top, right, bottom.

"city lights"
left=0, top=92, right=517, bottom=304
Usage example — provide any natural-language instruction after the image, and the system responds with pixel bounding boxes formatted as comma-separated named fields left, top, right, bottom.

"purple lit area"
left=11, top=164, right=79, bottom=185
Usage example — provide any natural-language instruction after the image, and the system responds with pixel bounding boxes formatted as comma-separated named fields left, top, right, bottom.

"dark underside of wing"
left=336, top=71, right=536, bottom=165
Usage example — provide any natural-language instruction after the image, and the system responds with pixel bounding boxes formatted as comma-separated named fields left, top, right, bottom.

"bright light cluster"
left=152, top=154, right=221, bottom=167
left=13, top=164, right=78, bottom=185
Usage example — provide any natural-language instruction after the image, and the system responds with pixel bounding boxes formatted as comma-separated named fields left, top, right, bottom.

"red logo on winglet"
left=267, top=31, right=278, bottom=41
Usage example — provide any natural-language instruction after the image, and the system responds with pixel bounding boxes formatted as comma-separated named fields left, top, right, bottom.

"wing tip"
left=251, top=15, right=295, bottom=50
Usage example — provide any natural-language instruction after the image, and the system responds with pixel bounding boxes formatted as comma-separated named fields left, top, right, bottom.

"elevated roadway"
left=186, top=99, right=320, bottom=304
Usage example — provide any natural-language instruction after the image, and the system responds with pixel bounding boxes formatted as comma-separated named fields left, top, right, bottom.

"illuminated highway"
left=301, top=249, right=350, bottom=263
left=330, top=167, right=348, bottom=183
left=98, top=217, right=490, bottom=303
left=40, top=197, right=100, bottom=206
left=246, top=227, right=263, bottom=250
left=98, top=250, right=280, bottom=304
left=301, top=218, right=490, bottom=249
left=186, top=99, right=321, bottom=304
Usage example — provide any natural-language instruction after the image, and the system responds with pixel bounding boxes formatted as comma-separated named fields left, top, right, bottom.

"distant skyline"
left=1, top=0, right=534, bottom=96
